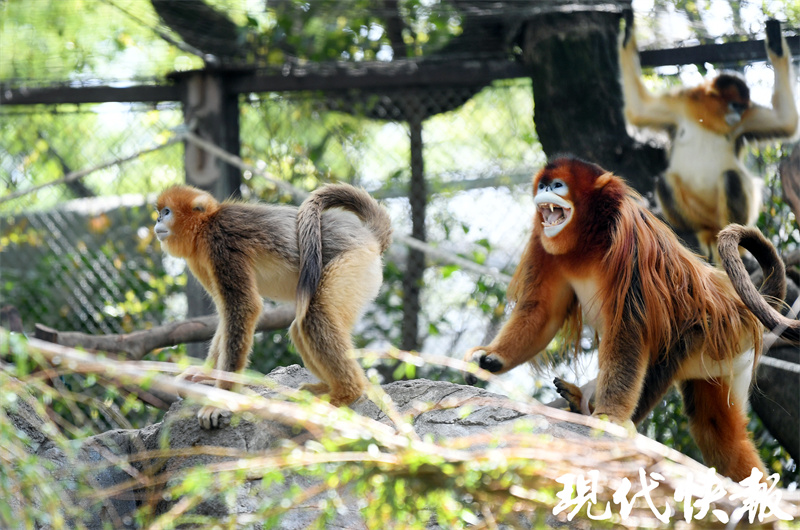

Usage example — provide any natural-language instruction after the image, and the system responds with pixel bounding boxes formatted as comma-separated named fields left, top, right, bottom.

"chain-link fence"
left=1, top=104, right=186, bottom=334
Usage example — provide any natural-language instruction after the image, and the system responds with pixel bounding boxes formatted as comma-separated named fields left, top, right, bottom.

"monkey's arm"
left=464, top=267, right=575, bottom=379
left=619, top=34, right=682, bottom=129
left=737, top=34, right=798, bottom=139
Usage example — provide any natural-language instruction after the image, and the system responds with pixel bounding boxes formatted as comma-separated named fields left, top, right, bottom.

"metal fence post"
left=178, top=71, right=242, bottom=358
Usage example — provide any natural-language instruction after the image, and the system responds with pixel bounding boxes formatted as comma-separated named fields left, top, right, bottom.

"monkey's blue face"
left=154, top=207, right=172, bottom=241
left=534, top=178, right=573, bottom=238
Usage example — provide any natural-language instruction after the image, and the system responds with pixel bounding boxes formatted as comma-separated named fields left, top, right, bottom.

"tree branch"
left=33, top=305, right=296, bottom=360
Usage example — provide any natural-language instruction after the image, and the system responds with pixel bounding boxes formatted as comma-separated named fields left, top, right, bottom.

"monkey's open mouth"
left=539, top=203, right=571, bottom=226
left=533, top=191, right=573, bottom=237
left=537, top=203, right=572, bottom=237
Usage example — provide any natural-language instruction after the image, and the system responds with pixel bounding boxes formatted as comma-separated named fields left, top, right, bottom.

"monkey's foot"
left=590, top=411, right=636, bottom=433
left=300, top=382, right=364, bottom=407
left=463, top=347, right=505, bottom=385
left=300, top=382, right=331, bottom=395
left=328, top=388, right=364, bottom=407
left=197, top=404, right=231, bottom=430
left=553, top=378, right=585, bottom=414
left=176, top=365, right=216, bottom=384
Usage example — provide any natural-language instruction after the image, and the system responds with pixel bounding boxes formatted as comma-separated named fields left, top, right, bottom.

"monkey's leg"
left=722, top=169, right=756, bottom=228
left=294, top=247, right=381, bottom=406
left=703, top=169, right=759, bottom=265
left=176, top=329, right=223, bottom=385
left=289, top=320, right=331, bottom=395
left=655, top=175, right=694, bottom=233
left=679, top=379, right=765, bottom=482
left=197, top=282, right=263, bottom=429
left=295, top=306, right=366, bottom=406
left=593, top=329, right=649, bottom=425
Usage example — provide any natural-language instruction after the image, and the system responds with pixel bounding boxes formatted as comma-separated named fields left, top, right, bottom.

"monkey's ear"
left=594, top=172, right=614, bottom=189
left=191, top=195, right=212, bottom=212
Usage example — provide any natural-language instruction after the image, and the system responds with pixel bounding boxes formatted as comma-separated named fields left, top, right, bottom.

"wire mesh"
left=1, top=103, right=186, bottom=335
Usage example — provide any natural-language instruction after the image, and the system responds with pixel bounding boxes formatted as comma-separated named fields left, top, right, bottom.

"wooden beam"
left=225, top=59, right=530, bottom=94
left=2, top=35, right=798, bottom=107
left=0, top=84, right=180, bottom=106
left=640, top=36, right=800, bottom=67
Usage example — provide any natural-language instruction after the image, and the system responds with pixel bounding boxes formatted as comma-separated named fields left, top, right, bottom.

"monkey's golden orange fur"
left=464, top=157, right=780, bottom=481
left=155, top=184, right=392, bottom=429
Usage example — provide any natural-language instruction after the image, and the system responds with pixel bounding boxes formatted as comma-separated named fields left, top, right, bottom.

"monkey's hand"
left=621, top=8, right=634, bottom=48
left=619, top=15, right=637, bottom=51
left=463, top=346, right=505, bottom=385
left=554, top=377, right=597, bottom=415
left=197, top=405, right=232, bottom=430
left=765, top=19, right=785, bottom=59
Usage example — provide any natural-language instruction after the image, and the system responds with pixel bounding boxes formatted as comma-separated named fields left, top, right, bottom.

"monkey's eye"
left=537, top=182, right=547, bottom=192
left=550, top=179, right=568, bottom=196
left=162, top=207, right=171, bottom=216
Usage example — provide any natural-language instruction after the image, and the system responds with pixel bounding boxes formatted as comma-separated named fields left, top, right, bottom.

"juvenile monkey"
left=464, top=157, right=784, bottom=481
left=620, top=17, right=798, bottom=262
left=155, top=184, right=392, bottom=428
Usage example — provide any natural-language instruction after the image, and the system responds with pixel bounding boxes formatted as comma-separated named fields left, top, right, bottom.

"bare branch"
left=33, top=305, right=296, bottom=360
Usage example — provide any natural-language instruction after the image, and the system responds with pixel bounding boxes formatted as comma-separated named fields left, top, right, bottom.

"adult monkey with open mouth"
left=464, top=157, right=784, bottom=481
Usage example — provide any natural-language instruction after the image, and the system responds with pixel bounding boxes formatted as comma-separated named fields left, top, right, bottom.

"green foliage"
left=1, top=0, right=201, bottom=83
left=1, top=105, right=183, bottom=212
left=246, top=0, right=462, bottom=64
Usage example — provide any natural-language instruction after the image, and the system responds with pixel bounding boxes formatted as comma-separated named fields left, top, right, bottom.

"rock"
left=10, top=364, right=590, bottom=528
left=140, top=365, right=583, bottom=528
left=11, top=365, right=790, bottom=529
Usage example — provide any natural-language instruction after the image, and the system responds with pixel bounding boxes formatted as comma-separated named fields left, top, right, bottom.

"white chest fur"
left=570, top=276, right=604, bottom=332
left=668, top=119, right=747, bottom=192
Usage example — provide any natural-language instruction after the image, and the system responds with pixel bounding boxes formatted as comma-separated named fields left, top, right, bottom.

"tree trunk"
left=521, top=11, right=666, bottom=197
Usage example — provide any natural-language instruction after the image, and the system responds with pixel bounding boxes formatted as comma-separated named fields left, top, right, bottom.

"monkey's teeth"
left=539, top=204, right=572, bottom=228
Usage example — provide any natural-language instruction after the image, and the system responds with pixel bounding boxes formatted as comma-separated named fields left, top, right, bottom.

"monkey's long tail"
left=295, top=184, right=393, bottom=313
left=718, top=224, right=799, bottom=344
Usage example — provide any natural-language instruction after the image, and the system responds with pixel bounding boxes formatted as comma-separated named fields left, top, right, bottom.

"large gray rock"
left=15, top=365, right=794, bottom=529
left=138, top=365, right=591, bottom=528
left=8, top=365, right=595, bottom=528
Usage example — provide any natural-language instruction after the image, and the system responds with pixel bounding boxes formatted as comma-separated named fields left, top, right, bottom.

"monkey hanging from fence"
left=155, top=183, right=392, bottom=429
left=620, top=16, right=798, bottom=262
